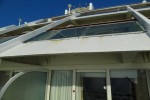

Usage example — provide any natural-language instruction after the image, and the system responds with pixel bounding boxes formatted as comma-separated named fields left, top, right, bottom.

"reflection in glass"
left=110, top=70, right=149, bottom=100
left=2, top=72, right=47, bottom=100
left=26, top=21, right=142, bottom=42
left=76, top=72, right=107, bottom=100
left=0, top=71, right=11, bottom=91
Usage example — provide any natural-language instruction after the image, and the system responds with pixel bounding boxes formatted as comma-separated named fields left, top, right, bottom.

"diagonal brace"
left=127, top=6, right=150, bottom=37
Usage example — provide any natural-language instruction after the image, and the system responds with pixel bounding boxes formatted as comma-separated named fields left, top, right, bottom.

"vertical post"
left=45, top=70, right=51, bottom=100
left=72, top=69, right=76, bottom=100
left=9, top=70, right=13, bottom=79
left=106, top=69, right=112, bottom=100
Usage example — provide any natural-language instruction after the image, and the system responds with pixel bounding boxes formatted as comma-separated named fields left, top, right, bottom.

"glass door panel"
left=76, top=72, right=107, bottom=100
left=110, top=70, right=149, bottom=100
left=1, top=71, right=47, bottom=100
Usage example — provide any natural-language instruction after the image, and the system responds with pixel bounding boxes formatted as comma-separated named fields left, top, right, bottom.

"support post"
left=45, top=70, right=51, bottom=100
left=106, top=69, right=112, bottom=100
left=72, top=69, right=76, bottom=100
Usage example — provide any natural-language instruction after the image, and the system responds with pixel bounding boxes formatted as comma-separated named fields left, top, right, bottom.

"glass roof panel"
left=26, top=21, right=142, bottom=42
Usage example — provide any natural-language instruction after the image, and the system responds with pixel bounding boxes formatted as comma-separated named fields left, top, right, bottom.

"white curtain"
left=76, top=73, right=83, bottom=100
left=50, top=71, right=72, bottom=100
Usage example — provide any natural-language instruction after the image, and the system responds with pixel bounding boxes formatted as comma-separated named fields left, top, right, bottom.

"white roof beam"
left=0, top=13, right=80, bottom=54
left=73, top=7, right=150, bottom=20
left=127, top=6, right=150, bottom=37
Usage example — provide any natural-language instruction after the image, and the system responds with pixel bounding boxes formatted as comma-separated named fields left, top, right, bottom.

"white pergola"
left=0, top=6, right=149, bottom=58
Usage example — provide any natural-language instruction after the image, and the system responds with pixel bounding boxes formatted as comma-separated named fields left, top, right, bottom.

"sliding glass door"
left=74, top=69, right=150, bottom=100
left=110, top=70, right=149, bottom=100
left=1, top=69, right=149, bottom=100
left=76, top=71, right=107, bottom=100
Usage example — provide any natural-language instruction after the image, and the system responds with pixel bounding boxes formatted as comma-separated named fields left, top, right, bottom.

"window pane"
left=2, top=71, right=47, bottom=100
left=76, top=72, right=107, bottom=100
left=50, top=71, right=72, bottom=100
left=0, top=71, right=11, bottom=92
left=26, top=21, right=142, bottom=42
left=110, top=70, right=149, bottom=100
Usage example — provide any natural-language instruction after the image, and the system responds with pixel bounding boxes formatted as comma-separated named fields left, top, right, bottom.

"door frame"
left=74, top=69, right=112, bottom=100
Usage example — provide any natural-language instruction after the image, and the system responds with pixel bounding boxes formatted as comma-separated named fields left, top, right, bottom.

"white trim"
left=1, top=63, right=150, bottom=71
left=76, top=70, right=106, bottom=72
left=106, top=70, right=112, bottom=100
left=42, top=63, right=150, bottom=70
left=72, top=69, right=76, bottom=100
left=45, top=70, right=51, bottom=100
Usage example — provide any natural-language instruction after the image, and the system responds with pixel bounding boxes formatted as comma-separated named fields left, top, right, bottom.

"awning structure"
left=0, top=32, right=150, bottom=57
left=0, top=5, right=150, bottom=57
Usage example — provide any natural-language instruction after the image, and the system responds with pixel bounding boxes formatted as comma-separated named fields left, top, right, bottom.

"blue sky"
left=0, top=0, right=147, bottom=27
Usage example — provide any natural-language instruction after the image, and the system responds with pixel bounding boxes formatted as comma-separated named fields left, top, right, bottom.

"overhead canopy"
left=0, top=32, right=150, bottom=57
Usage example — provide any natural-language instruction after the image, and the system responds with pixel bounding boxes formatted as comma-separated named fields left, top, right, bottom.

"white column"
left=72, top=69, right=76, bottom=100
left=45, top=70, right=51, bottom=100
left=106, top=69, right=112, bottom=100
